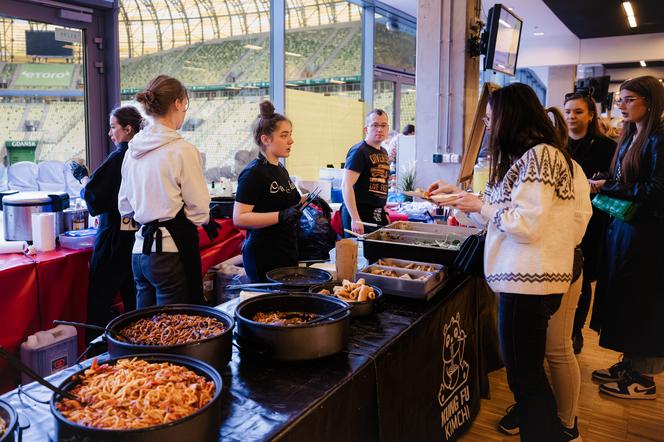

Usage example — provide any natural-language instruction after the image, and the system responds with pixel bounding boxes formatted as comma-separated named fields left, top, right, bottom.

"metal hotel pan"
left=374, top=258, right=445, bottom=273
left=357, top=265, right=447, bottom=301
left=308, top=282, right=383, bottom=318
left=50, top=354, right=223, bottom=442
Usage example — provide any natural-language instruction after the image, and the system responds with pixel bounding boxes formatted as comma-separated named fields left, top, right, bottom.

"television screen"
left=25, top=31, right=73, bottom=57
left=484, top=5, right=523, bottom=76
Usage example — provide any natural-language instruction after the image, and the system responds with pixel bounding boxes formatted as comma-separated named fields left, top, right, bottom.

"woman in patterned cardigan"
left=428, top=83, right=591, bottom=442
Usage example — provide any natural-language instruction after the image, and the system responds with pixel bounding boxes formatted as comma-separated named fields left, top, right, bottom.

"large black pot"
left=105, top=304, right=234, bottom=373
left=0, top=399, right=17, bottom=442
left=235, top=294, right=350, bottom=361
left=308, top=282, right=383, bottom=318
left=50, top=354, right=222, bottom=442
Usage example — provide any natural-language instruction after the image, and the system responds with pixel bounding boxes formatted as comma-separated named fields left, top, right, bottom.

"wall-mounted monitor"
left=483, top=4, right=523, bottom=76
left=25, top=31, right=73, bottom=58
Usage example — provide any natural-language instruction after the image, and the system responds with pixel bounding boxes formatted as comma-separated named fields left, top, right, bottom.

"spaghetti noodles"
left=0, top=415, right=6, bottom=437
left=119, top=313, right=226, bottom=346
left=56, top=358, right=215, bottom=430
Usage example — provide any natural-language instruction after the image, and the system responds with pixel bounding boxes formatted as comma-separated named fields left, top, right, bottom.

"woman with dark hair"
left=589, top=75, right=664, bottom=399
left=70, top=106, right=143, bottom=338
left=563, top=92, right=617, bottom=353
left=119, top=75, right=213, bottom=307
left=233, top=101, right=302, bottom=282
left=428, top=83, right=591, bottom=441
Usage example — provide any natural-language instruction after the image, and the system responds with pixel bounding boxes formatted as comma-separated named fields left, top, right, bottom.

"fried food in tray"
left=0, top=415, right=5, bottom=438
left=317, top=279, right=376, bottom=302
left=369, top=268, right=428, bottom=281
left=55, top=358, right=214, bottom=430
left=377, top=259, right=437, bottom=273
left=252, top=311, right=319, bottom=326
left=119, top=313, right=226, bottom=346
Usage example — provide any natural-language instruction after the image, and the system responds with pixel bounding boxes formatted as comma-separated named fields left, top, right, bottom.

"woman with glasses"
left=118, top=75, right=213, bottom=307
left=429, top=83, right=591, bottom=441
left=589, top=75, right=664, bottom=399
left=562, top=92, right=617, bottom=354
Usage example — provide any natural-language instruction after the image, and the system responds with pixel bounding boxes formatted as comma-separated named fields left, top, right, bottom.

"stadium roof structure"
left=118, top=0, right=361, bottom=59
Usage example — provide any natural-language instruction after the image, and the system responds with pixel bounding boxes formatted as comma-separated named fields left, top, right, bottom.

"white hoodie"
left=118, top=122, right=210, bottom=254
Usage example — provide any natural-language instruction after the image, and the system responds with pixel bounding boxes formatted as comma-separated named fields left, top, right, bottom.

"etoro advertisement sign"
left=14, top=64, right=74, bottom=87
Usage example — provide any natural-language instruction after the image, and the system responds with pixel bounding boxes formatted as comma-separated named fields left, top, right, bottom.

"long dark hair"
left=487, top=83, right=573, bottom=184
left=135, top=75, right=188, bottom=117
left=612, top=75, right=664, bottom=182
left=563, top=93, right=606, bottom=140
left=110, top=105, right=143, bottom=136
left=252, top=100, right=290, bottom=149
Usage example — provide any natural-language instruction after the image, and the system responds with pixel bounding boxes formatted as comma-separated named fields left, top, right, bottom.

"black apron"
left=140, top=207, right=204, bottom=304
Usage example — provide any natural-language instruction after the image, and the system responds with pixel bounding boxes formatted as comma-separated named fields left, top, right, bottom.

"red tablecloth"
left=0, top=219, right=243, bottom=393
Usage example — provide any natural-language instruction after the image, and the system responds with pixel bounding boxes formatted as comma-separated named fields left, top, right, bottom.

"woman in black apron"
left=70, top=106, right=142, bottom=341
left=233, top=101, right=302, bottom=282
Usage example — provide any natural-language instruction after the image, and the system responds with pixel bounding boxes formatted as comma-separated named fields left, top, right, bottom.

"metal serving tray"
left=374, top=258, right=444, bottom=273
left=383, top=221, right=480, bottom=237
left=357, top=265, right=446, bottom=300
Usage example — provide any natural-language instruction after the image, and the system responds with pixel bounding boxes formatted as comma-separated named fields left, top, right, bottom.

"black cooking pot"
left=265, top=267, right=332, bottom=288
left=235, top=294, right=350, bottom=361
left=308, top=282, right=383, bottom=318
left=50, top=354, right=222, bottom=442
left=0, top=399, right=17, bottom=442
left=105, top=304, right=234, bottom=373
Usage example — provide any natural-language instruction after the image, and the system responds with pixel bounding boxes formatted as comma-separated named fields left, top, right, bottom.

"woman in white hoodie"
left=118, top=75, right=211, bottom=307
left=428, top=84, right=591, bottom=442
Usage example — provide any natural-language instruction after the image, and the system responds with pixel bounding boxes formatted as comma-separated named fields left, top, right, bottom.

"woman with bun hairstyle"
left=562, top=91, right=616, bottom=354
left=233, top=101, right=302, bottom=282
left=69, top=105, right=142, bottom=339
left=589, top=75, right=664, bottom=399
left=119, top=75, right=213, bottom=307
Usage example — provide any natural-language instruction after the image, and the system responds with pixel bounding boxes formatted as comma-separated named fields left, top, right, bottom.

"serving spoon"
left=0, top=346, right=82, bottom=402
left=53, top=320, right=128, bottom=342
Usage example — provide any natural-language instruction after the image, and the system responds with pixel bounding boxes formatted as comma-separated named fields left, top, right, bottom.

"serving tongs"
left=0, top=346, right=82, bottom=403
left=298, top=187, right=322, bottom=212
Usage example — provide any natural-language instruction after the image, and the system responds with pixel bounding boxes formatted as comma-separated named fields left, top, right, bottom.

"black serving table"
left=1, top=276, right=500, bottom=442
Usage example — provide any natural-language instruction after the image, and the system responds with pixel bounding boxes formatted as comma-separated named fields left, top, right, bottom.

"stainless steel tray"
left=384, top=221, right=480, bottom=236
left=374, top=258, right=444, bottom=273
left=364, top=229, right=466, bottom=251
left=357, top=265, right=446, bottom=300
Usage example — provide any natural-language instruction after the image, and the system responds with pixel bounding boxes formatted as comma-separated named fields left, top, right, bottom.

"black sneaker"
left=572, top=333, right=583, bottom=355
left=561, top=417, right=582, bottom=442
left=591, top=360, right=629, bottom=383
left=498, top=403, right=519, bottom=435
left=599, top=371, right=656, bottom=400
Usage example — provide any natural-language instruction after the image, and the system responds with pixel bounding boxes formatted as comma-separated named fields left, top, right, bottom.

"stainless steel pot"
left=2, top=191, right=69, bottom=241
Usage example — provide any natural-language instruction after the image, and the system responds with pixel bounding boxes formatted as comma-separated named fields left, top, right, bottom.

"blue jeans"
left=499, top=292, right=563, bottom=442
left=132, top=253, right=188, bottom=308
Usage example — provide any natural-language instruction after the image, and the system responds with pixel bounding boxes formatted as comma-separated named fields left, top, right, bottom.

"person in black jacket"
left=70, top=106, right=142, bottom=340
left=589, top=75, right=664, bottom=399
left=563, top=91, right=617, bottom=354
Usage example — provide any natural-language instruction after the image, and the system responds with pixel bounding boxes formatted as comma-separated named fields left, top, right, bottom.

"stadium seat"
left=37, top=160, right=66, bottom=192
left=7, top=161, right=39, bottom=191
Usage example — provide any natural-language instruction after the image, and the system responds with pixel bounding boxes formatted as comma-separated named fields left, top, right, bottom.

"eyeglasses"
left=615, top=96, right=645, bottom=106
left=369, top=123, right=389, bottom=129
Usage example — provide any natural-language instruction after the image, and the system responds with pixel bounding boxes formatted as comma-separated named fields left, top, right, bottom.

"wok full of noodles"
left=106, top=305, right=235, bottom=373
left=51, top=354, right=222, bottom=442
left=0, top=399, right=16, bottom=442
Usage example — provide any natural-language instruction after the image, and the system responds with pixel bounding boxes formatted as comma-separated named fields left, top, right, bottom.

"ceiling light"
left=285, top=51, right=302, bottom=57
left=244, top=44, right=263, bottom=50
left=533, top=32, right=545, bottom=36
left=498, top=19, right=512, bottom=28
left=640, top=60, right=647, bottom=67
left=622, top=2, right=637, bottom=28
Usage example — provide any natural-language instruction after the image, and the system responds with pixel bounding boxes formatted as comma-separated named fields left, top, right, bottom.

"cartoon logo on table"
left=438, top=312, right=471, bottom=440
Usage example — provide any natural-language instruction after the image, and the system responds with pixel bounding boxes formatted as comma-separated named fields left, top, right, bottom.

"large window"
left=374, top=12, right=416, bottom=74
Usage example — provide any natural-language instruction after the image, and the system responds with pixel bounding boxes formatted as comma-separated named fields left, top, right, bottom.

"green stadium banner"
left=6, top=140, right=38, bottom=164
left=14, top=64, right=74, bottom=87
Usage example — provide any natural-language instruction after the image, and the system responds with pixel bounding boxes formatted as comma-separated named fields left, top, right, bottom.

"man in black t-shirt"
left=341, top=109, right=391, bottom=236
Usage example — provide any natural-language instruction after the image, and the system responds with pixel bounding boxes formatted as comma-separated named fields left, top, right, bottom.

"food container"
left=374, top=258, right=445, bottom=273
left=265, top=267, right=332, bottom=288
left=50, top=354, right=223, bottom=442
left=308, top=282, right=383, bottom=318
left=235, top=294, right=350, bottom=361
left=59, top=228, right=97, bottom=250
left=2, top=191, right=69, bottom=241
left=357, top=264, right=447, bottom=301
left=0, top=399, right=17, bottom=442
left=105, top=304, right=234, bottom=373
left=362, top=223, right=478, bottom=265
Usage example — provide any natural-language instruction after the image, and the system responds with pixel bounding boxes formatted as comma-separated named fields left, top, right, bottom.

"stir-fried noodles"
left=119, top=313, right=226, bottom=346
left=56, top=358, right=215, bottom=430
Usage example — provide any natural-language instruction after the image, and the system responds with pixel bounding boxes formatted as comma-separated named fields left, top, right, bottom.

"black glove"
left=69, top=161, right=89, bottom=183
left=278, top=206, right=302, bottom=226
left=203, top=219, right=221, bottom=241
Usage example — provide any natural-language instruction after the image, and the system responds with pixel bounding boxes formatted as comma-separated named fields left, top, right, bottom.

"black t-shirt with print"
left=345, top=141, right=390, bottom=207
left=235, top=154, right=300, bottom=250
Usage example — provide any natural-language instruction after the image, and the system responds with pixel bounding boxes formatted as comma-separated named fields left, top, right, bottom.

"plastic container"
left=20, top=325, right=78, bottom=384
left=59, top=228, right=97, bottom=249
left=473, top=157, right=490, bottom=194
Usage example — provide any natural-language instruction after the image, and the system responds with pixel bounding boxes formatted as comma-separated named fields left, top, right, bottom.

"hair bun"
left=259, top=100, right=275, bottom=119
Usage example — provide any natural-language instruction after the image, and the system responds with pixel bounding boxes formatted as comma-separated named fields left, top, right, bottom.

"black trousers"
left=499, top=292, right=563, bottom=442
